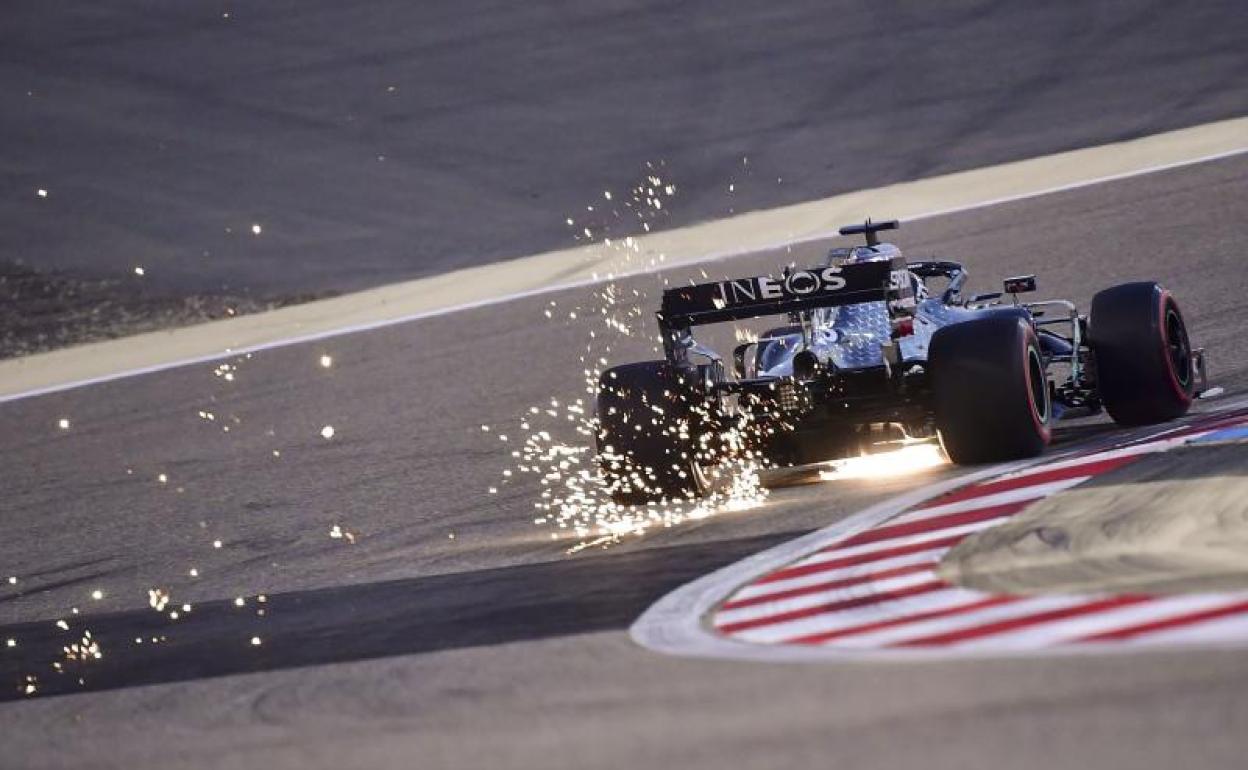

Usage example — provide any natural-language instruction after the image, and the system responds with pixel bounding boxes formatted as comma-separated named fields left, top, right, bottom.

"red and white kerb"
left=710, top=410, right=1248, bottom=656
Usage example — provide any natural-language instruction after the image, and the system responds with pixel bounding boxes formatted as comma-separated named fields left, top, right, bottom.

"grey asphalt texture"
left=2, top=150, right=1247, bottom=769
left=3, top=0, right=1247, bottom=297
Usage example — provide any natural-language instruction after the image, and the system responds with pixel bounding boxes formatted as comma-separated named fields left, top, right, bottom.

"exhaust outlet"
left=792, top=350, right=821, bottom=381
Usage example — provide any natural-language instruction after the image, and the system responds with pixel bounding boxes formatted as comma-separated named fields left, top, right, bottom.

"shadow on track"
left=1, top=531, right=801, bottom=701
left=0, top=413, right=1204, bottom=700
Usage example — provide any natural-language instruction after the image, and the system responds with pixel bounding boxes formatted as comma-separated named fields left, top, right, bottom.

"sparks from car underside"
left=817, top=440, right=949, bottom=481
left=484, top=164, right=787, bottom=552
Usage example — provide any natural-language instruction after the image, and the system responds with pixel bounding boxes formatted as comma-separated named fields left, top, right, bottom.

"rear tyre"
left=930, top=315, right=1052, bottom=464
left=1089, top=282, right=1194, bottom=426
left=595, top=361, right=709, bottom=505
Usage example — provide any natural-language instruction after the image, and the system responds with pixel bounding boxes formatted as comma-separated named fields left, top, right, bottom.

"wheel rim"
left=1164, top=305, right=1192, bottom=388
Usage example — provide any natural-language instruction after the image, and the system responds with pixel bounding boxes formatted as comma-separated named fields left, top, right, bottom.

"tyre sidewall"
left=595, top=361, right=708, bottom=502
left=930, top=315, right=1051, bottom=464
left=1089, top=282, right=1193, bottom=425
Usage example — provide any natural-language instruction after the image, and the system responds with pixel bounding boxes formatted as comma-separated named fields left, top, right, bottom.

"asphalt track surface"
left=2, top=149, right=1248, bottom=768
left=3, top=0, right=1248, bottom=296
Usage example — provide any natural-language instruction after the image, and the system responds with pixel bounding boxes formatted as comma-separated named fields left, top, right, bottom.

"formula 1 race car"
left=595, top=219, right=1207, bottom=504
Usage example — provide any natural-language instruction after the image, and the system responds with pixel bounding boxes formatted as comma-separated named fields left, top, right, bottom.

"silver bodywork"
left=754, top=244, right=973, bottom=377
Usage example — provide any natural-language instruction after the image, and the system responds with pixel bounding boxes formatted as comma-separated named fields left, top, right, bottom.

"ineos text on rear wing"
left=658, top=256, right=912, bottom=330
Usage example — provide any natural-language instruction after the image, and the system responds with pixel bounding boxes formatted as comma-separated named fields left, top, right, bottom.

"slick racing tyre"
left=930, top=314, right=1052, bottom=464
left=595, top=361, right=709, bottom=505
left=1089, top=281, right=1194, bottom=425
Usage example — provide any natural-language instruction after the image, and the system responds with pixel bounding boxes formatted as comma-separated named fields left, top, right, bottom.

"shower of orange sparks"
left=819, top=441, right=948, bottom=481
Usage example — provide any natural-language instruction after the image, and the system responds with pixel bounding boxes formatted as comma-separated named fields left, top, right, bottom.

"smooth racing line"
left=1, top=118, right=1246, bottom=404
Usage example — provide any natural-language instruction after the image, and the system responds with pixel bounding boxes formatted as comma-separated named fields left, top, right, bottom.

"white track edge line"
left=2, top=145, right=1245, bottom=406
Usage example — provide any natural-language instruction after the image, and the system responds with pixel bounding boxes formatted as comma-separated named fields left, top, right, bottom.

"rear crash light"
left=891, top=317, right=914, bottom=338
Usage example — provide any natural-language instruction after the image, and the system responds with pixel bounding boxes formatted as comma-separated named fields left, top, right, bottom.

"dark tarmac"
left=2, top=152, right=1247, bottom=768
left=2, top=2, right=1245, bottom=323
left=5, top=2, right=1248, bottom=766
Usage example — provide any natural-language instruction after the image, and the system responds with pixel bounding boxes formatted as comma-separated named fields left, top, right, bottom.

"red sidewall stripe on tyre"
left=1022, top=330, right=1052, bottom=441
left=1159, top=292, right=1194, bottom=404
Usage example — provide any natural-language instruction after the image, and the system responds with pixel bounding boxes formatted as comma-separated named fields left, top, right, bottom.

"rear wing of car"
left=658, top=256, right=912, bottom=331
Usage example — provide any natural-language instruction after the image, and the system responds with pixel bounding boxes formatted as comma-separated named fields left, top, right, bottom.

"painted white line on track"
left=733, top=587, right=988, bottom=645
left=950, top=594, right=1248, bottom=652
left=1128, top=607, right=1248, bottom=645
left=996, top=434, right=1193, bottom=477
left=629, top=454, right=1056, bottom=662
left=778, top=591, right=1000, bottom=646
left=771, top=520, right=999, bottom=573
left=713, top=570, right=940, bottom=628
left=837, top=595, right=1088, bottom=650
left=728, top=548, right=946, bottom=602
left=887, top=476, right=1088, bottom=524
left=2, top=117, right=1246, bottom=404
